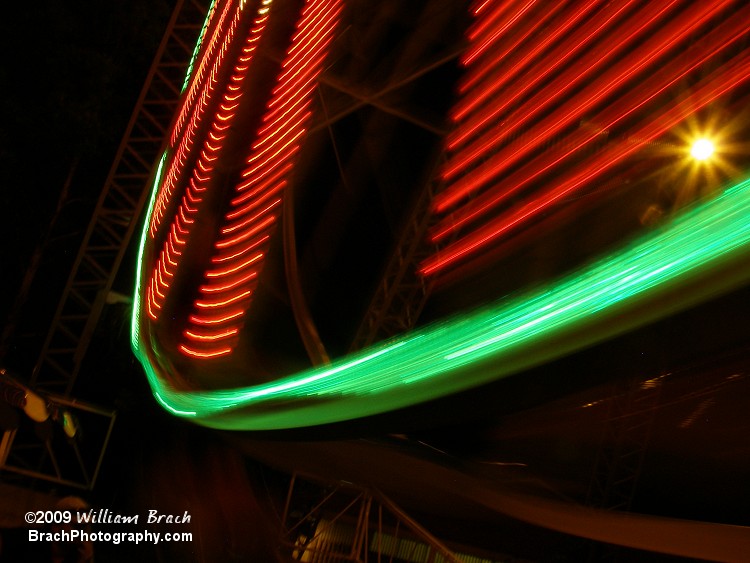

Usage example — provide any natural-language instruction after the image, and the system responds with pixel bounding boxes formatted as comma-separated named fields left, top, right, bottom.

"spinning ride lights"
left=133, top=0, right=750, bottom=430
left=421, top=0, right=750, bottom=277
left=137, top=0, right=344, bottom=361
left=137, top=175, right=750, bottom=429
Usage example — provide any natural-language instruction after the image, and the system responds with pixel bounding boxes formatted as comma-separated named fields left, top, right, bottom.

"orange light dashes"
left=179, top=0, right=343, bottom=359
left=150, top=0, right=247, bottom=238
left=145, top=3, right=273, bottom=321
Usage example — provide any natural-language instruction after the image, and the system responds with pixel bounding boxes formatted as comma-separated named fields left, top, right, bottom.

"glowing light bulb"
left=690, top=138, right=715, bottom=161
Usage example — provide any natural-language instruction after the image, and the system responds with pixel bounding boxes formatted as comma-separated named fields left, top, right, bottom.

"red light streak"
left=262, top=91, right=315, bottom=142
left=195, top=290, right=253, bottom=309
left=230, top=170, right=290, bottom=209
left=235, top=152, right=293, bottom=187
left=283, top=25, right=336, bottom=76
left=241, top=128, right=307, bottom=178
left=153, top=270, right=166, bottom=299
left=173, top=220, right=188, bottom=239
left=288, top=0, right=334, bottom=52
left=437, top=0, right=734, bottom=215
left=184, top=186, right=200, bottom=208
left=459, top=0, right=571, bottom=101
left=472, top=0, right=494, bottom=17
left=465, top=0, right=522, bottom=43
left=200, top=271, right=259, bottom=294
left=206, top=252, right=264, bottom=278
left=249, top=116, right=309, bottom=161
left=157, top=259, right=173, bottom=281
left=152, top=1, right=241, bottom=238
left=214, top=215, right=277, bottom=249
left=145, top=4, right=274, bottom=319
left=463, top=0, right=537, bottom=67
left=178, top=206, right=194, bottom=225
left=189, top=309, right=245, bottom=326
left=183, top=327, right=239, bottom=342
left=422, top=48, right=750, bottom=276
left=219, top=101, right=240, bottom=113
left=278, top=47, right=333, bottom=93
left=256, top=91, right=313, bottom=141
left=179, top=0, right=343, bottom=359
left=166, top=238, right=180, bottom=264
left=178, top=345, right=233, bottom=359
left=170, top=0, right=234, bottom=147
left=145, top=296, right=159, bottom=321
left=222, top=200, right=281, bottom=234
left=211, top=237, right=270, bottom=263
left=225, top=186, right=286, bottom=225
left=449, top=0, right=678, bottom=155
left=171, top=222, right=186, bottom=246
left=451, top=0, right=637, bottom=144
left=432, top=11, right=750, bottom=243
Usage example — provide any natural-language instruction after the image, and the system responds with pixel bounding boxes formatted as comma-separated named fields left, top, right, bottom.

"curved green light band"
left=132, top=175, right=750, bottom=430
left=181, top=0, right=218, bottom=93
left=131, top=151, right=166, bottom=350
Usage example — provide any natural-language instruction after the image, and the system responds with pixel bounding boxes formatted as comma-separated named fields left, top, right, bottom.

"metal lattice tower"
left=336, top=0, right=465, bottom=351
left=584, top=375, right=663, bottom=561
left=1, top=0, right=210, bottom=490
left=349, top=167, right=439, bottom=351
left=586, top=376, right=663, bottom=512
left=280, top=473, right=471, bottom=563
left=30, top=0, right=210, bottom=394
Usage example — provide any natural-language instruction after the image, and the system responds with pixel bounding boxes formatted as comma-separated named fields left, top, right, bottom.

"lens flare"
left=691, top=138, right=715, bottom=161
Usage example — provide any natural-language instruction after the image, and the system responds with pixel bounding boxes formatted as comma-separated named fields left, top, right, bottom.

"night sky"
left=0, top=1, right=172, bottom=326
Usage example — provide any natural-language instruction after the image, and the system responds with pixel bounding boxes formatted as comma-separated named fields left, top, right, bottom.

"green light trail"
left=181, top=0, right=217, bottom=93
left=130, top=151, right=166, bottom=349
left=132, top=175, right=750, bottom=430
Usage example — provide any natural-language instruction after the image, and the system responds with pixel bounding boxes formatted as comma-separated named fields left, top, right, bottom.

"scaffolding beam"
left=30, top=0, right=209, bottom=395
left=280, top=473, right=467, bottom=563
left=1, top=0, right=210, bottom=490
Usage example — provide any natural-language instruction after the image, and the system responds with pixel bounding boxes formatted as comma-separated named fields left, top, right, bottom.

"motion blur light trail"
left=132, top=175, right=750, bottom=430
left=426, top=0, right=750, bottom=278
left=181, top=0, right=218, bottom=93
left=139, top=0, right=344, bottom=359
left=131, top=0, right=750, bottom=429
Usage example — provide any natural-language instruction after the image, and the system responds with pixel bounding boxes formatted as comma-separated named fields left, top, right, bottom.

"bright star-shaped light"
left=690, top=138, right=715, bottom=161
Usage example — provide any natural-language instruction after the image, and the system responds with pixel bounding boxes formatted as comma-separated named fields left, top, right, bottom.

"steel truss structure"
left=0, top=392, right=116, bottom=491
left=1, top=0, right=209, bottom=489
left=348, top=172, right=437, bottom=352
left=31, top=0, right=209, bottom=394
left=586, top=376, right=663, bottom=513
left=280, top=473, right=503, bottom=563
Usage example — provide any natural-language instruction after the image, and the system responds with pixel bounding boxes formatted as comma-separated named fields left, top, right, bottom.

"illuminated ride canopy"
left=132, top=0, right=750, bottom=430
